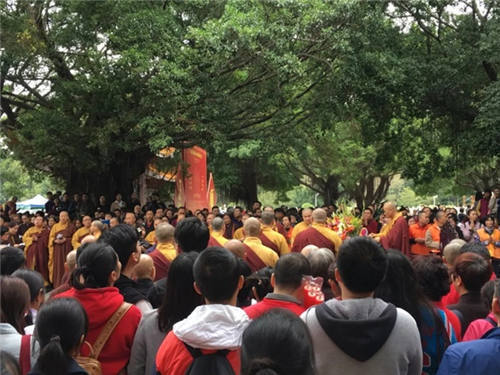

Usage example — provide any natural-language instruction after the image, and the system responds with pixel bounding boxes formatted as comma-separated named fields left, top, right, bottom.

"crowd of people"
left=1, top=188, right=499, bottom=375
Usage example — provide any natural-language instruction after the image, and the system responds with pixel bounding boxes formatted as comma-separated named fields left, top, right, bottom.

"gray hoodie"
left=301, top=297, right=422, bottom=375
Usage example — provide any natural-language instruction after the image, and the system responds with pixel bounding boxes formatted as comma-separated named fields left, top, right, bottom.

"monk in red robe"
left=48, top=211, right=76, bottom=287
left=22, top=216, right=45, bottom=269
left=372, top=202, right=410, bottom=255
left=34, top=223, right=50, bottom=282
left=291, top=209, right=342, bottom=253
left=207, top=217, right=229, bottom=247
left=149, top=223, right=177, bottom=281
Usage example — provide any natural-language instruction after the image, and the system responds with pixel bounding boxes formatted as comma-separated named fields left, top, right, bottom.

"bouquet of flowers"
left=327, top=205, right=363, bottom=240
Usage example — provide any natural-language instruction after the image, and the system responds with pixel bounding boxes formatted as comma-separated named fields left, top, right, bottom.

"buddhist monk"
left=262, top=206, right=288, bottom=238
left=207, top=217, right=229, bottom=247
left=372, top=202, right=410, bottom=255
left=71, top=215, right=91, bottom=249
left=224, top=239, right=247, bottom=259
left=291, top=208, right=313, bottom=244
left=242, top=218, right=279, bottom=272
left=149, top=223, right=177, bottom=281
left=48, top=211, right=75, bottom=287
left=291, top=209, right=342, bottom=253
left=22, top=216, right=45, bottom=269
left=259, top=211, right=289, bottom=256
left=89, top=220, right=104, bottom=240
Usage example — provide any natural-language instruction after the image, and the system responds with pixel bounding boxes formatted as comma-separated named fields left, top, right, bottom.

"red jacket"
left=156, top=331, right=240, bottom=375
left=56, top=287, right=141, bottom=375
left=244, top=295, right=306, bottom=319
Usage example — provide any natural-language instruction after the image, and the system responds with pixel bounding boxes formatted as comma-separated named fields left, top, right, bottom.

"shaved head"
left=134, top=254, right=155, bottom=280
left=156, top=222, right=175, bottom=243
left=302, top=208, right=313, bottom=225
left=212, top=217, right=224, bottom=232
left=312, top=208, right=327, bottom=223
left=66, top=250, right=77, bottom=270
left=244, top=217, right=261, bottom=237
left=81, top=235, right=96, bottom=246
left=224, top=239, right=246, bottom=259
left=301, top=244, right=319, bottom=257
left=260, top=211, right=275, bottom=226
left=383, top=202, right=397, bottom=219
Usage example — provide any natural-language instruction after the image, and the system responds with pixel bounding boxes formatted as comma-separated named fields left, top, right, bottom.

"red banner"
left=174, top=162, right=185, bottom=208
left=207, top=172, right=216, bottom=208
left=182, top=146, right=207, bottom=211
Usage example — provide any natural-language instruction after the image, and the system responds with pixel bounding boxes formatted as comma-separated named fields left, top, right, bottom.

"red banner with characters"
left=181, top=146, right=208, bottom=211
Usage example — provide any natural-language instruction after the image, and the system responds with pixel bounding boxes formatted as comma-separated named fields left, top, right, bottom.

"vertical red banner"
left=174, top=163, right=185, bottom=208
left=182, top=146, right=208, bottom=211
left=207, top=172, right=217, bottom=208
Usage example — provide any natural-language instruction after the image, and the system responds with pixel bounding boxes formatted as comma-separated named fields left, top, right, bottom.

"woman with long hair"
left=375, top=250, right=456, bottom=375
left=29, top=298, right=88, bottom=375
left=55, top=242, right=141, bottom=375
left=127, top=252, right=203, bottom=375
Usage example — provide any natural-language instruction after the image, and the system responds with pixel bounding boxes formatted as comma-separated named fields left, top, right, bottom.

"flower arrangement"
left=327, top=205, right=363, bottom=240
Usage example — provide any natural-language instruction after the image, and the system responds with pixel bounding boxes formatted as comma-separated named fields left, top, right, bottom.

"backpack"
left=76, top=302, right=132, bottom=375
left=183, top=342, right=235, bottom=375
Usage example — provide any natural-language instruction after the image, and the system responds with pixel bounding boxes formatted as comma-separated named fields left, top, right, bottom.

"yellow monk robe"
left=208, top=231, right=229, bottom=247
left=22, top=226, right=44, bottom=269
left=291, top=223, right=342, bottom=253
left=233, top=227, right=245, bottom=241
left=150, top=242, right=178, bottom=281
left=145, top=230, right=156, bottom=245
left=261, top=225, right=290, bottom=255
left=243, top=237, right=279, bottom=267
left=291, top=221, right=310, bottom=244
left=71, top=227, right=91, bottom=250
left=48, top=221, right=75, bottom=285
left=156, top=242, right=178, bottom=262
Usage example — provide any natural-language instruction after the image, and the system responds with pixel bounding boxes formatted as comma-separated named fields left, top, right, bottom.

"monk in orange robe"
left=22, top=216, right=45, bottom=269
left=149, top=223, right=178, bottom=281
left=242, top=218, right=278, bottom=272
left=259, top=211, right=289, bottom=255
left=207, top=217, right=229, bottom=247
left=372, top=202, right=410, bottom=255
left=291, top=208, right=313, bottom=245
left=291, top=208, right=342, bottom=253
left=48, top=211, right=75, bottom=287
left=71, top=215, right=91, bottom=249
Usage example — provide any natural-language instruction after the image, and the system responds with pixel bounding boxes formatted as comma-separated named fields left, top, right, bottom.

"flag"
left=207, top=172, right=216, bottom=208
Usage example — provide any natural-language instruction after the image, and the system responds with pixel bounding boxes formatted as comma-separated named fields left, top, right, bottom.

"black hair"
left=0, top=246, right=25, bottom=275
left=73, top=242, right=119, bottom=289
left=452, top=252, right=492, bottom=292
left=99, top=224, right=138, bottom=267
left=481, top=280, right=496, bottom=311
left=174, top=217, right=209, bottom=252
left=241, top=309, right=315, bottom=375
left=0, top=276, right=30, bottom=334
left=274, top=253, right=311, bottom=290
left=12, top=269, right=44, bottom=303
left=158, top=252, right=203, bottom=332
left=459, top=242, right=491, bottom=261
left=336, top=237, right=388, bottom=293
left=0, top=350, right=21, bottom=375
left=412, top=256, right=450, bottom=302
left=193, top=247, right=241, bottom=303
left=35, top=298, right=88, bottom=375
left=240, top=267, right=274, bottom=306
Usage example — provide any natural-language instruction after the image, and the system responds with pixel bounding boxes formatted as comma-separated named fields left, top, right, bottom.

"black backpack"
left=184, top=342, right=236, bottom=375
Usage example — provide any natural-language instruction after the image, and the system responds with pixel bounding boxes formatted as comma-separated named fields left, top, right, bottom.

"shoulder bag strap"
left=19, top=334, right=31, bottom=375
left=92, top=302, right=132, bottom=359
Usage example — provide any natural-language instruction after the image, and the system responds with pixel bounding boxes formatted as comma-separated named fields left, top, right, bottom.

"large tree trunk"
left=352, top=175, right=392, bottom=208
left=322, top=175, right=340, bottom=205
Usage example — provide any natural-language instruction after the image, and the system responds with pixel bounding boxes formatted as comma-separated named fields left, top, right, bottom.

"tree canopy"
left=1, top=0, right=498, bottom=205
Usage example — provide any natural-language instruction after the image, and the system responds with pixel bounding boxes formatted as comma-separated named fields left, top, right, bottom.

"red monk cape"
left=34, top=229, right=50, bottom=282
left=291, top=227, right=335, bottom=253
left=52, top=224, right=76, bottom=288
left=149, top=249, right=171, bottom=281
left=380, top=216, right=410, bottom=255
left=243, top=243, right=267, bottom=273
left=259, top=234, right=280, bottom=254
left=207, top=236, right=224, bottom=248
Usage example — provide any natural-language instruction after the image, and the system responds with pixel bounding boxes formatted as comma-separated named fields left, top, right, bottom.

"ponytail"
left=73, top=242, right=118, bottom=289
left=36, top=335, right=69, bottom=375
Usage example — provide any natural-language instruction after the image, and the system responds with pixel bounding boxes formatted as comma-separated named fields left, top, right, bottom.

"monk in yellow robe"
left=207, top=217, right=229, bottom=247
left=71, top=215, right=91, bottom=249
left=291, top=208, right=313, bottom=245
left=89, top=220, right=104, bottom=240
left=233, top=213, right=250, bottom=241
left=48, top=211, right=75, bottom=287
left=260, top=211, right=289, bottom=255
left=372, top=202, right=409, bottom=255
left=243, top=218, right=279, bottom=272
left=149, top=223, right=178, bottom=281
left=291, top=208, right=342, bottom=253
left=23, top=216, right=45, bottom=269
left=145, top=218, right=162, bottom=245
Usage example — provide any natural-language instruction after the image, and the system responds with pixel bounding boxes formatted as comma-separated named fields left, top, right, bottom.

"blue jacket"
left=437, top=327, right=500, bottom=375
